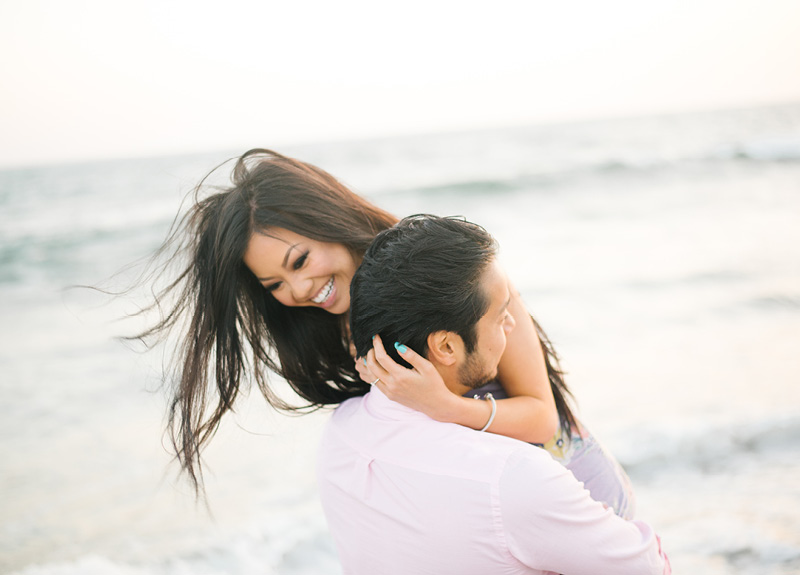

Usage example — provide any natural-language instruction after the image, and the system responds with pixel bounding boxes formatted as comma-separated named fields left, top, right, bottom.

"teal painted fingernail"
left=394, top=342, right=407, bottom=354
left=363, top=358, right=367, bottom=365
left=372, top=335, right=376, bottom=340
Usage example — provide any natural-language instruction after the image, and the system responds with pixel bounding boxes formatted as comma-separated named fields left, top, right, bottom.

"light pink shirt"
left=317, top=387, right=670, bottom=575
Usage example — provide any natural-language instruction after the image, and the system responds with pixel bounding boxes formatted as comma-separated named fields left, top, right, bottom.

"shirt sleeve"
left=498, top=447, right=670, bottom=575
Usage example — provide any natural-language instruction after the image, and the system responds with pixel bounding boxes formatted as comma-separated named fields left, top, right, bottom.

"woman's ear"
left=426, top=331, right=462, bottom=367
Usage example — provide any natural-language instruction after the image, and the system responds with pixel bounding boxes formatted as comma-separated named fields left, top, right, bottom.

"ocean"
left=2, top=102, right=799, bottom=574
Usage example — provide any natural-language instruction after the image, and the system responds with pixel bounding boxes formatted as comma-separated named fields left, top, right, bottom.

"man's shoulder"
left=323, top=392, right=556, bottom=484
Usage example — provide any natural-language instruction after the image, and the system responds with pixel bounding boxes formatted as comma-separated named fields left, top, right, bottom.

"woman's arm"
left=491, top=282, right=559, bottom=442
left=359, top=284, right=559, bottom=443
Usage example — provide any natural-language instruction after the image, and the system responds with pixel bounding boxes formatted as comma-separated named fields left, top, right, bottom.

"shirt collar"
left=362, top=385, right=433, bottom=422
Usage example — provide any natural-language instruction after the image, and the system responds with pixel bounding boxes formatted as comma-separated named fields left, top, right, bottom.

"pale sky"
left=1, top=0, right=799, bottom=168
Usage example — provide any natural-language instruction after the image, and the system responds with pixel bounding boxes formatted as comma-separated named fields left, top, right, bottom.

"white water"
left=2, top=103, right=800, bottom=574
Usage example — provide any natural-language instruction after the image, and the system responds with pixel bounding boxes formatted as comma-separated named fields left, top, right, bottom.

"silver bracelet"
left=476, top=392, right=496, bottom=432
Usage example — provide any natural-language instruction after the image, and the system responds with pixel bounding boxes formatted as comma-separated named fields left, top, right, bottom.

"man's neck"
left=437, top=365, right=471, bottom=397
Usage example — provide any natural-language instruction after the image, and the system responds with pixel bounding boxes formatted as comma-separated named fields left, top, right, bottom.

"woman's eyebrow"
left=281, top=243, right=300, bottom=268
left=256, top=243, right=300, bottom=281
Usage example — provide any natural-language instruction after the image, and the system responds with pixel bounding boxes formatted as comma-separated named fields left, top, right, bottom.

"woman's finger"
left=372, top=377, right=390, bottom=395
left=390, top=340, right=435, bottom=375
left=365, top=347, right=391, bottom=383
left=354, top=356, right=376, bottom=384
left=372, top=334, right=411, bottom=377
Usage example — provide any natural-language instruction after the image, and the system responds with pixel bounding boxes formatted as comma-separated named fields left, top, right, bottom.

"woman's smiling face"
left=243, top=228, right=358, bottom=315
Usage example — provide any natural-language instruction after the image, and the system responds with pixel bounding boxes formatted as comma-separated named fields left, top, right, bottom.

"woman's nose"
left=286, top=275, right=315, bottom=302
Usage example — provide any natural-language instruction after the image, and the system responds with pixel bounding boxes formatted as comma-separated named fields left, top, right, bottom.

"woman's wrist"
left=422, top=391, right=464, bottom=423
left=430, top=393, right=495, bottom=431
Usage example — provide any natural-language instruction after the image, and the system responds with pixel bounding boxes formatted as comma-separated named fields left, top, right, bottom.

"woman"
left=140, top=148, right=633, bottom=517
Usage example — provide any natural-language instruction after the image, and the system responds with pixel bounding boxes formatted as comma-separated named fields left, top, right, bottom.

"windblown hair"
left=351, top=214, right=578, bottom=435
left=135, top=149, right=396, bottom=493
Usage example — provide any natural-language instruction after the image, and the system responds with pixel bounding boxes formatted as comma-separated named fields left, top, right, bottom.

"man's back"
left=317, top=387, right=669, bottom=575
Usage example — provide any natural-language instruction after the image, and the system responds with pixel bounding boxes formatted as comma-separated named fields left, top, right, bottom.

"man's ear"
left=426, top=331, right=462, bottom=366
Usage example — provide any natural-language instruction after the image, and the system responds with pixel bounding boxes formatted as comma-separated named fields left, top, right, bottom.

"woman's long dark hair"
left=136, top=148, right=577, bottom=494
left=135, top=149, right=396, bottom=493
left=531, top=317, right=578, bottom=437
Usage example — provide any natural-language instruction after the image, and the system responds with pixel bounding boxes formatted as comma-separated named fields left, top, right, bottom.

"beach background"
left=2, top=1, right=800, bottom=574
left=2, top=102, right=800, bottom=574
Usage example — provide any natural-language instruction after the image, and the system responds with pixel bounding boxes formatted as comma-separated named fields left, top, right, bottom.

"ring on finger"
left=370, top=378, right=381, bottom=386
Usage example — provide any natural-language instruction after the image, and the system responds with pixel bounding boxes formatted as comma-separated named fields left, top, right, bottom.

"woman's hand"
left=356, top=333, right=540, bottom=436
left=357, top=334, right=458, bottom=420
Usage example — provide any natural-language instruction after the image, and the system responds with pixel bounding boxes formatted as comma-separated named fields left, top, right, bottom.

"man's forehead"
left=479, top=260, right=509, bottom=310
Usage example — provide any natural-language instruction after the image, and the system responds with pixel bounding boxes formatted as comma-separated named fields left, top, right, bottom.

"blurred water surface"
left=2, top=103, right=800, bottom=574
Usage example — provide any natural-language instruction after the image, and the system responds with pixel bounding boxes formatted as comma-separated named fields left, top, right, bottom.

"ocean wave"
left=624, top=270, right=751, bottom=292
left=746, top=294, right=800, bottom=311
left=8, top=523, right=340, bottom=575
left=414, top=178, right=520, bottom=195
left=382, top=144, right=800, bottom=197
left=720, top=134, right=800, bottom=162
left=9, top=556, right=151, bottom=575
left=0, top=226, right=162, bottom=286
left=703, top=292, right=800, bottom=318
left=618, top=414, right=800, bottom=477
left=403, top=163, right=660, bottom=197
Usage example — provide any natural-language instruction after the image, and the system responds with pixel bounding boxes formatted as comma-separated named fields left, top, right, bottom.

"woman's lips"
left=312, top=277, right=336, bottom=307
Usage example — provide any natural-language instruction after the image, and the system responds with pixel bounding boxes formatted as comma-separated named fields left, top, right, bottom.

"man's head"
left=350, top=215, right=515, bottom=394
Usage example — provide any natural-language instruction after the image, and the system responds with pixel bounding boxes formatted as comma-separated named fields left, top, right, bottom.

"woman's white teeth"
left=312, top=278, right=334, bottom=304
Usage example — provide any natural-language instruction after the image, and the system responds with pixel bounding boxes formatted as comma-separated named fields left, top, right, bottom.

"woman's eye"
left=265, top=281, right=281, bottom=292
left=293, top=251, right=309, bottom=270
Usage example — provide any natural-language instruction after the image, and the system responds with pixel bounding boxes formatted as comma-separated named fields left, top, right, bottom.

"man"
left=318, top=215, right=670, bottom=574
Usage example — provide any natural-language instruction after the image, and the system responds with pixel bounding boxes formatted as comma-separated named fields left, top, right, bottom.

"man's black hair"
left=350, top=214, right=498, bottom=367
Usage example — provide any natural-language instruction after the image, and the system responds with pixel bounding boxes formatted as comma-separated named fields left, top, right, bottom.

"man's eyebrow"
left=498, top=294, right=511, bottom=316
left=255, top=243, right=299, bottom=281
